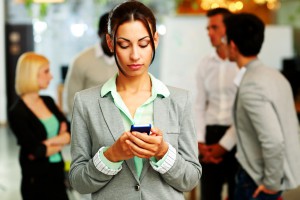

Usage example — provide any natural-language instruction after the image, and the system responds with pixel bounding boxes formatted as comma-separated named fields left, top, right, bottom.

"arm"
left=43, top=122, right=70, bottom=146
left=42, top=122, right=71, bottom=157
left=8, top=111, right=47, bottom=159
left=208, top=126, right=236, bottom=159
left=69, top=93, right=119, bottom=194
left=241, top=90, right=284, bottom=192
left=194, top=61, right=222, bottom=163
left=159, top=92, right=202, bottom=192
left=42, top=96, right=71, bottom=154
left=194, top=62, right=207, bottom=146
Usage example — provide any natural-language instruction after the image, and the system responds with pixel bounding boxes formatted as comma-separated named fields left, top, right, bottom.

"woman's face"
left=113, top=20, right=158, bottom=77
left=37, top=64, right=52, bottom=89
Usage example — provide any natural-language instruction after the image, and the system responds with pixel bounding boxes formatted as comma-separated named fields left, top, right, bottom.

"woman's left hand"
left=126, top=127, right=169, bottom=160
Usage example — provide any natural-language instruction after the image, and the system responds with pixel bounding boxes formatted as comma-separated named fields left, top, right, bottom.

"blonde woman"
left=8, top=52, right=70, bottom=200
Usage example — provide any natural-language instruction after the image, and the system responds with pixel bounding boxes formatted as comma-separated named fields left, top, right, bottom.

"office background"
left=1, top=1, right=300, bottom=200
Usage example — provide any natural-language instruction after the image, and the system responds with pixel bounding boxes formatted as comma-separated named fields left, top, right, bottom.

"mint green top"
left=40, top=114, right=62, bottom=163
left=100, top=73, right=170, bottom=177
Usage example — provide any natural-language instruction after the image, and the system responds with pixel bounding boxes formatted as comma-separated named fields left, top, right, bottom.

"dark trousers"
left=200, top=125, right=238, bottom=200
left=234, top=168, right=282, bottom=200
left=21, top=162, right=69, bottom=200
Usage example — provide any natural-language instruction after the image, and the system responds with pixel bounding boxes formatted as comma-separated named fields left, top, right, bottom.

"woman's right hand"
left=104, top=131, right=134, bottom=162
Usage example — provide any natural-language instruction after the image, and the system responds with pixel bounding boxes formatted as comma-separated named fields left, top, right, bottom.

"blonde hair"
left=15, top=52, right=49, bottom=96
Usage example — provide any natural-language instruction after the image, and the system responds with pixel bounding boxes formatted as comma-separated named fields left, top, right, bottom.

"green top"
left=40, top=114, right=62, bottom=163
left=100, top=73, right=170, bottom=177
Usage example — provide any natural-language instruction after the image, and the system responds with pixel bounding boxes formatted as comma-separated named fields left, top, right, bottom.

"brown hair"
left=108, top=0, right=157, bottom=65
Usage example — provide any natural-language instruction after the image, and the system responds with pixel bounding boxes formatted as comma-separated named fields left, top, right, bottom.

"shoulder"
left=40, top=95, right=55, bottom=105
left=241, top=64, right=291, bottom=97
left=196, top=53, right=219, bottom=75
left=74, top=85, right=102, bottom=102
left=245, top=64, right=287, bottom=86
left=9, top=98, right=23, bottom=116
left=197, top=54, right=211, bottom=68
left=74, top=46, right=95, bottom=59
left=71, top=46, right=96, bottom=66
left=8, top=98, right=29, bottom=123
left=167, top=86, right=190, bottom=105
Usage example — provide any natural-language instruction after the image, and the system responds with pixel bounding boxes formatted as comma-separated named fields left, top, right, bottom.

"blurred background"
left=1, top=0, right=300, bottom=124
left=1, top=0, right=300, bottom=199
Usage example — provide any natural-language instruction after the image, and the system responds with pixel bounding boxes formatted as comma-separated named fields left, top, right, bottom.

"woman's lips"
left=128, top=64, right=142, bottom=70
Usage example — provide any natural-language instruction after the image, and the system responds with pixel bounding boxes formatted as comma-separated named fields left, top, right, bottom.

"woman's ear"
left=106, top=34, right=114, bottom=52
left=153, top=32, right=159, bottom=49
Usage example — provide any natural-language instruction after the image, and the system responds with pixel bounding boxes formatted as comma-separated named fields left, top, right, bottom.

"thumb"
left=252, top=185, right=263, bottom=198
left=59, top=122, right=67, bottom=132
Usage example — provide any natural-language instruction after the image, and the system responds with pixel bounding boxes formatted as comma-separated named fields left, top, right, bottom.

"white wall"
left=0, top=0, right=7, bottom=124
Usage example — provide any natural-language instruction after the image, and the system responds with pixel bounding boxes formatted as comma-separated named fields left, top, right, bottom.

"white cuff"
left=150, top=143, right=176, bottom=174
left=93, top=146, right=122, bottom=175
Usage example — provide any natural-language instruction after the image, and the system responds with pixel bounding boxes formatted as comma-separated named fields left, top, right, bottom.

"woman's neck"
left=22, top=92, right=41, bottom=104
left=116, top=73, right=151, bottom=93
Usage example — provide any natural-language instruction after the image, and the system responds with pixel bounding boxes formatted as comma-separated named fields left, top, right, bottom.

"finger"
left=125, top=139, right=155, bottom=157
left=252, top=186, right=262, bottom=198
left=60, top=122, right=67, bottom=132
left=150, top=127, right=162, bottom=136
left=129, top=131, right=156, bottom=148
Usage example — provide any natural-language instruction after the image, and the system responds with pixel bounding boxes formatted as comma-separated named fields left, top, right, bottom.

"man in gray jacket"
left=224, top=13, right=300, bottom=200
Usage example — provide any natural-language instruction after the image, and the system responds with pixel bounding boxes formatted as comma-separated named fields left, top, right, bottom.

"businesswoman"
left=8, top=52, right=70, bottom=200
left=69, top=1, right=202, bottom=199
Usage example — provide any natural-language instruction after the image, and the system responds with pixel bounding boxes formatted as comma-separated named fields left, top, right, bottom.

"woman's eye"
left=140, top=42, right=150, bottom=48
left=120, top=45, right=129, bottom=49
left=117, top=42, right=129, bottom=49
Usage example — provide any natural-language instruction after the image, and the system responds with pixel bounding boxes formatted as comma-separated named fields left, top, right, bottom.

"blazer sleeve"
left=160, top=91, right=202, bottom=192
left=69, top=93, right=114, bottom=194
left=240, top=89, right=284, bottom=191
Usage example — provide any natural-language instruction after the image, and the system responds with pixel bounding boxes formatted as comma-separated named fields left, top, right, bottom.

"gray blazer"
left=69, top=85, right=202, bottom=200
left=234, top=59, right=300, bottom=191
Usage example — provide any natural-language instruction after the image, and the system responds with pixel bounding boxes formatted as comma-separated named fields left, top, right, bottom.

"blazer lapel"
left=98, top=96, right=124, bottom=140
left=98, top=96, right=140, bottom=182
left=140, top=96, right=170, bottom=181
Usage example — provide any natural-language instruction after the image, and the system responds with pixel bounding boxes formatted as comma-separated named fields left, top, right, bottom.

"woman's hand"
left=59, top=121, right=67, bottom=135
left=104, top=132, right=135, bottom=162
left=44, top=122, right=70, bottom=146
left=125, top=127, right=169, bottom=160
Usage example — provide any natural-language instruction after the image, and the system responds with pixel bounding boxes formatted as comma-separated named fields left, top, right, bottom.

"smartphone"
left=130, top=124, right=151, bottom=135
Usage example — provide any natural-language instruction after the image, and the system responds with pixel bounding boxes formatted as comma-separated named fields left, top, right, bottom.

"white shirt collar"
left=94, top=43, right=115, bottom=65
left=234, top=67, right=247, bottom=87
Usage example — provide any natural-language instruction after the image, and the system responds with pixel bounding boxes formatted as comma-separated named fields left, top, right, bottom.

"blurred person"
left=194, top=8, right=239, bottom=200
left=68, top=1, right=202, bottom=199
left=224, top=13, right=300, bottom=200
left=8, top=52, right=71, bottom=200
left=64, top=12, right=117, bottom=116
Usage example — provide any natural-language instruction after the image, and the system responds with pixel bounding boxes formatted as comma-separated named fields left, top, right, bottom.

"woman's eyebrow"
left=117, top=36, right=150, bottom=42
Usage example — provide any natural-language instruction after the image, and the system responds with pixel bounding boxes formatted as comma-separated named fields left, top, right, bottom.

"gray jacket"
left=69, top=85, right=202, bottom=200
left=234, top=59, right=300, bottom=191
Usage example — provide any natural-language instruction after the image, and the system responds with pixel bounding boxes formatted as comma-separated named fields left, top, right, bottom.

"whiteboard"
left=159, top=16, right=294, bottom=102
